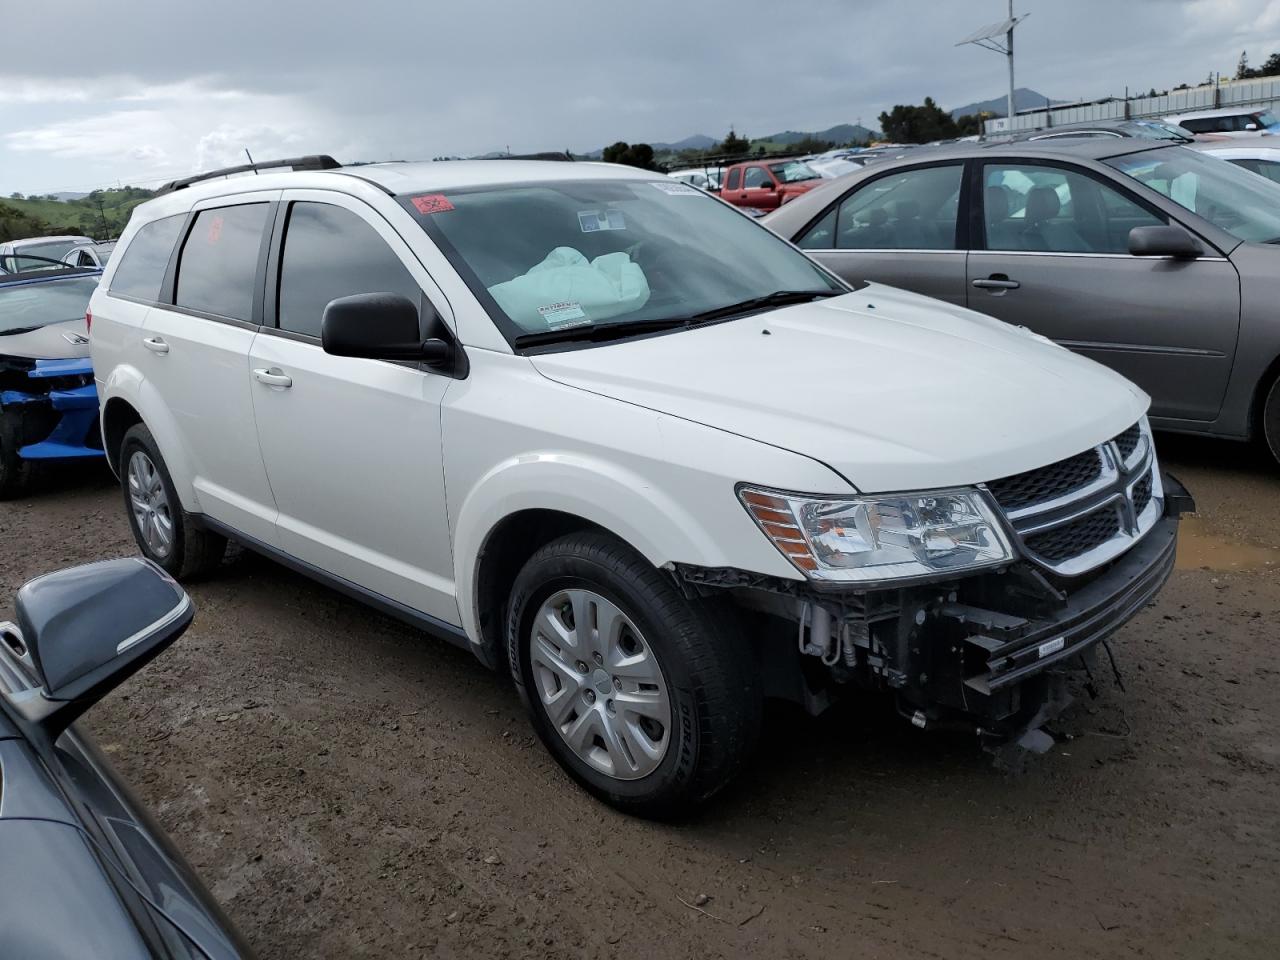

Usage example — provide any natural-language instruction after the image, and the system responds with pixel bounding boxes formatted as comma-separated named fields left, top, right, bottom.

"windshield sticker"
left=578, top=209, right=626, bottom=233
left=411, top=194, right=455, bottom=215
left=649, top=181, right=701, bottom=196
left=538, top=301, right=588, bottom=329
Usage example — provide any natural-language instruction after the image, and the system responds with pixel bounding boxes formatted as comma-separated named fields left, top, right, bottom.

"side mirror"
left=0, top=558, right=192, bottom=741
left=1128, top=225, right=1203, bottom=259
left=764, top=180, right=777, bottom=190
left=322, top=292, right=453, bottom=366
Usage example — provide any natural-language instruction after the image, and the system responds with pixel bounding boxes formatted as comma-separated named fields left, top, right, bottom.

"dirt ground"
left=1, top=433, right=1278, bottom=959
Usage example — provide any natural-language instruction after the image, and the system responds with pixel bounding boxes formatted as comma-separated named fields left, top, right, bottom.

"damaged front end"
left=678, top=422, right=1193, bottom=754
left=0, top=356, right=103, bottom=461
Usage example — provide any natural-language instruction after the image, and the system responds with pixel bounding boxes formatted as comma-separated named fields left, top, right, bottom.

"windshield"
left=0, top=276, right=98, bottom=334
left=1255, top=111, right=1280, bottom=130
left=769, top=161, right=821, bottom=184
left=1107, top=147, right=1280, bottom=243
left=403, top=179, right=842, bottom=346
left=17, top=240, right=84, bottom=261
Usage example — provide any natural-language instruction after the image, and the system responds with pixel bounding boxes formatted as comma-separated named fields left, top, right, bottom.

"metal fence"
left=984, top=75, right=1280, bottom=135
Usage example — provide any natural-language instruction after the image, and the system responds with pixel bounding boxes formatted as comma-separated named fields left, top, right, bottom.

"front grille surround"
left=983, top=420, right=1162, bottom=577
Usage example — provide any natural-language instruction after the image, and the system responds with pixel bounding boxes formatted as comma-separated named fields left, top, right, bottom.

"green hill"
left=0, top=187, right=156, bottom=243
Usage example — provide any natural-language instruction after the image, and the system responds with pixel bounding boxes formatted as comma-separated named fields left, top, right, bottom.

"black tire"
left=119, top=423, right=226, bottom=579
left=1263, top=375, right=1280, bottom=466
left=507, top=530, right=761, bottom=818
left=0, top=410, right=32, bottom=500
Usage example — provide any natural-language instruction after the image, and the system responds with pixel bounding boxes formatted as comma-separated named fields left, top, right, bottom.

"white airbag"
left=488, top=247, right=650, bottom=330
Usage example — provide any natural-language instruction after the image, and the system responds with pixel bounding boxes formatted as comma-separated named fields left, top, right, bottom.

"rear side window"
left=175, top=204, right=269, bottom=321
left=725, top=167, right=742, bottom=191
left=109, top=215, right=184, bottom=301
left=832, top=164, right=962, bottom=250
left=276, top=203, right=420, bottom=338
left=1177, top=118, right=1214, bottom=133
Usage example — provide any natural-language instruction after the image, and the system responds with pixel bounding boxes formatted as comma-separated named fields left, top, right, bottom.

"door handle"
left=142, top=337, right=169, bottom=355
left=252, top=367, right=292, bottom=388
left=972, top=276, right=1021, bottom=290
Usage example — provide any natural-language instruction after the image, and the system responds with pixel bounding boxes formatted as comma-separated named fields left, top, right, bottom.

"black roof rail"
left=156, top=155, right=342, bottom=195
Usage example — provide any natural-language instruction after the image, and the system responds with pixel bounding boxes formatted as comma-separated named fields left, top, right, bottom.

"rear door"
left=140, top=193, right=279, bottom=542
left=967, top=159, right=1240, bottom=421
left=793, top=161, right=968, bottom=306
left=247, top=190, right=458, bottom=624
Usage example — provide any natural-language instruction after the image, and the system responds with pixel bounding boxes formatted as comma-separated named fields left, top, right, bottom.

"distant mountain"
left=950, top=87, right=1063, bottom=119
left=760, top=123, right=875, bottom=146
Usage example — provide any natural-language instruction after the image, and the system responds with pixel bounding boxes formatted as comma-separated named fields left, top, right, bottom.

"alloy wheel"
left=127, top=450, right=174, bottom=559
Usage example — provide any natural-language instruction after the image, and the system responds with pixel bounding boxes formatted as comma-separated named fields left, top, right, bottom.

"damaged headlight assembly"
left=739, top=485, right=1013, bottom=583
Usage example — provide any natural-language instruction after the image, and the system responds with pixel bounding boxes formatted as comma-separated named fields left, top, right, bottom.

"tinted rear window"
left=175, top=204, right=268, bottom=321
left=110, top=215, right=184, bottom=301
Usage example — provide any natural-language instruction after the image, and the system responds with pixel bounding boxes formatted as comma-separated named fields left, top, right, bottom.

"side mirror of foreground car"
left=0, top=558, right=192, bottom=741
left=322, top=291, right=454, bottom=366
left=1128, top=224, right=1204, bottom=259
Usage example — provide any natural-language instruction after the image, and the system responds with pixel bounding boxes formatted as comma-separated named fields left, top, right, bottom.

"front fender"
left=99, top=365, right=200, bottom=513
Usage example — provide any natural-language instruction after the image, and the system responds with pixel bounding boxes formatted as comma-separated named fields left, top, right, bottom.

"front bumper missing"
left=0, top=358, right=102, bottom=460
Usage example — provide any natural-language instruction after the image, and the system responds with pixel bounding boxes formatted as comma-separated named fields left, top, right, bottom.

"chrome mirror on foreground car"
left=321, top=291, right=454, bottom=367
left=1128, top=224, right=1204, bottom=259
left=0, top=558, right=191, bottom=741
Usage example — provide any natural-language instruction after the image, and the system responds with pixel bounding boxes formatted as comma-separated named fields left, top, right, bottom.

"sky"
left=3, top=0, right=1280, bottom=194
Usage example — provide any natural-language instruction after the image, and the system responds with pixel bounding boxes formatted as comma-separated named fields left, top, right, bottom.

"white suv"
left=90, top=155, right=1189, bottom=815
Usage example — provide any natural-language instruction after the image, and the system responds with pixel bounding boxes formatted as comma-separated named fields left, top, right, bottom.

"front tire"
left=507, top=531, right=760, bottom=818
left=1262, top=374, right=1280, bottom=466
left=119, top=423, right=226, bottom=579
left=0, top=410, right=32, bottom=500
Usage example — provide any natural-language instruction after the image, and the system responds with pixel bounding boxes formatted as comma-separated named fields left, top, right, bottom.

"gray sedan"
left=765, top=139, right=1280, bottom=462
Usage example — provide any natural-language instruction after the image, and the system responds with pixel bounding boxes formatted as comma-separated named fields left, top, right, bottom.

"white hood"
left=530, top=284, right=1149, bottom=493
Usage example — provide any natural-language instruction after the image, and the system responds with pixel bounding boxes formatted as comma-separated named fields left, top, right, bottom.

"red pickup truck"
left=719, top=157, right=825, bottom=213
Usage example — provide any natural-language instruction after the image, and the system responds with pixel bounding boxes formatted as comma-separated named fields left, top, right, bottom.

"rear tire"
left=507, top=530, right=760, bottom=818
left=120, top=423, right=226, bottom=579
left=1263, top=375, right=1280, bottom=466
left=0, top=410, right=32, bottom=500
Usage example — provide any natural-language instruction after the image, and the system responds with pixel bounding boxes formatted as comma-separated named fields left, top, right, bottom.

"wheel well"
left=101, top=398, right=142, bottom=475
left=473, top=509, right=603, bottom=669
left=1250, top=354, right=1280, bottom=443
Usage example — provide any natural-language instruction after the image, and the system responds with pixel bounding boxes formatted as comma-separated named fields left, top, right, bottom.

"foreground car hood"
left=531, top=284, right=1148, bottom=492
left=0, top=318, right=91, bottom=361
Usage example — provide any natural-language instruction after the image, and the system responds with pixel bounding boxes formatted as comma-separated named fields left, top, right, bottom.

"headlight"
left=738, top=485, right=1012, bottom=583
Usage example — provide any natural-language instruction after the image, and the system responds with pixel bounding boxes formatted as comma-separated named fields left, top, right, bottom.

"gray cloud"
left=3, top=0, right=1279, bottom=192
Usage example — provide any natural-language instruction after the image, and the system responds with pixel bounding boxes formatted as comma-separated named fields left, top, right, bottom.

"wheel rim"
left=127, top=450, right=174, bottom=559
left=529, top=588, right=671, bottom=781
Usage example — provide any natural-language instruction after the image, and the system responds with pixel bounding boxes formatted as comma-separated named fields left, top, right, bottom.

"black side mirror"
left=1129, top=225, right=1203, bottom=259
left=0, top=558, right=192, bottom=741
left=321, top=292, right=453, bottom=366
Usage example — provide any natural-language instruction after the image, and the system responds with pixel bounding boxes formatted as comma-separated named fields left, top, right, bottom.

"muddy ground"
left=1, top=433, right=1277, bottom=959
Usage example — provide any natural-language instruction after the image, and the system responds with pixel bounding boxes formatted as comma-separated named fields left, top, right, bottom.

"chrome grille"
left=988, top=448, right=1103, bottom=513
left=983, top=420, right=1162, bottom=577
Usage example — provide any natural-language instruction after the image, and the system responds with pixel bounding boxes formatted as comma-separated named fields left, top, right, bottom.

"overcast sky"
left=3, top=0, right=1279, bottom=194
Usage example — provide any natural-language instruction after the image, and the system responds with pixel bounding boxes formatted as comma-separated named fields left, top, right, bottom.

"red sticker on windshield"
left=411, top=194, right=455, bottom=215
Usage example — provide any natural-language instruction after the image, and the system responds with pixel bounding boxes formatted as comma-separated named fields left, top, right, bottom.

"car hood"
left=529, top=284, right=1149, bottom=493
left=0, top=318, right=91, bottom=361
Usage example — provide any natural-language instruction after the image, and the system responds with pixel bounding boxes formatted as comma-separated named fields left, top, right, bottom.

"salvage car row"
left=3, top=130, right=1279, bottom=954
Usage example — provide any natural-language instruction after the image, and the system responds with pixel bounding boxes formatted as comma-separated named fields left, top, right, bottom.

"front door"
left=969, top=161, right=1241, bottom=422
left=795, top=162, right=968, bottom=306
left=247, top=191, right=459, bottom=625
left=141, top=195, right=279, bottom=543
left=741, top=165, right=779, bottom=211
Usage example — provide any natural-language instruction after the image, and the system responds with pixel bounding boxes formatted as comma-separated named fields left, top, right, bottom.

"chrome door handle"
left=252, top=367, right=292, bottom=388
left=142, top=337, right=169, bottom=354
left=972, top=278, right=1021, bottom=290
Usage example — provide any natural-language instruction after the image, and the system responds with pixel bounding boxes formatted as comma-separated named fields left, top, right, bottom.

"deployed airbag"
left=488, top=247, right=650, bottom=331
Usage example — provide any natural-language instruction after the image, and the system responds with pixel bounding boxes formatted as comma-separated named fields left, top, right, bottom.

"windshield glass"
left=0, top=276, right=98, bottom=334
left=1255, top=111, right=1280, bottom=130
left=404, top=179, right=842, bottom=345
left=769, top=161, right=821, bottom=184
left=1107, top=147, right=1280, bottom=243
left=17, top=240, right=84, bottom=261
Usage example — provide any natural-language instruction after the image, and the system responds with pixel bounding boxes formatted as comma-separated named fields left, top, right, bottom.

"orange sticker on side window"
left=411, top=194, right=455, bottom=215
left=207, top=215, right=224, bottom=243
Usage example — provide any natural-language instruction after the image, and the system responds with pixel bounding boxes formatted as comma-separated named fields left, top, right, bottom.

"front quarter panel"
left=445, top=349, right=853, bottom=648
left=98, top=362, right=200, bottom=509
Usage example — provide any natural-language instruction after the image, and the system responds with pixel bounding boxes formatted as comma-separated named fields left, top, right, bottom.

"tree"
left=789, top=136, right=834, bottom=154
left=1238, top=50, right=1252, bottom=80
left=8, top=192, right=22, bottom=200
left=955, top=112, right=993, bottom=137
left=878, top=97, right=960, bottom=144
left=601, top=141, right=658, bottom=170
left=717, top=129, right=751, bottom=155
left=1260, top=52, right=1280, bottom=77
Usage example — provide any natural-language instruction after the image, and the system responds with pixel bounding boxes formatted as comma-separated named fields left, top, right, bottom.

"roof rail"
left=156, top=155, right=342, bottom=195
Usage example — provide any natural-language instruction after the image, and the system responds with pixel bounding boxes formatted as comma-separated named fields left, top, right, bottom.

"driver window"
left=743, top=166, right=772, bottom=188
left=832, top=164, right=961, bottom=250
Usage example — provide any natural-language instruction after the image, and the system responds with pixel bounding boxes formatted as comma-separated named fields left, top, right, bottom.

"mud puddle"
left=1176, top=514, right=1280, bottom=571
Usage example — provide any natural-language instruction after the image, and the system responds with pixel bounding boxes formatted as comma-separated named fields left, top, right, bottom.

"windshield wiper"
left=0, top=326, right=41, bottom=336
left=512, top=290, right=841, bottom=349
